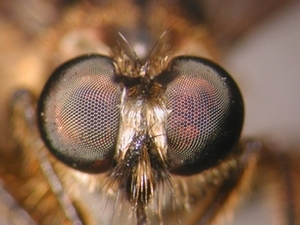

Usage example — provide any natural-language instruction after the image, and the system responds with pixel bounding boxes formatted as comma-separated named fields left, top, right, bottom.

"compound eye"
left=38, top=55, right=121, bottom=173
left=165, top=56, right=244, bottom=175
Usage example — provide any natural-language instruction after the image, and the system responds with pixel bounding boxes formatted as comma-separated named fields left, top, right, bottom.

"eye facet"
left=38, top=54, right=121, bottom=173
left=164, top=56, right=244, bottom=175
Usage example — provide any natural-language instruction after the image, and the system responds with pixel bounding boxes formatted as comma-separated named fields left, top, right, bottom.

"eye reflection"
left=38, top=54, right=243, bottom=177
left=38, top=55, right=121, bottom=173
left=37, top=50, right=245, bottom=225
left=164, top=56, right=244, bottom=175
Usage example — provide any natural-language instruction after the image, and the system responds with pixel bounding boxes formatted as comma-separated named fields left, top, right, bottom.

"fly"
left=0, top=1, right=299, bottom=225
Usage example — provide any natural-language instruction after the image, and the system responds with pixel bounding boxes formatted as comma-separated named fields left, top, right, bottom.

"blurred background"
left=0, top=0, right=299, bottom=224
left=222, top=1, right=300, bottom=224
left=224, top=0, right=300, bottom=150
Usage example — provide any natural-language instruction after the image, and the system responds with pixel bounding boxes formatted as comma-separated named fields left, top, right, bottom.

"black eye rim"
left=37, top=53, right=244, bottom=175
left=163, top=56, right=244, bottom=176
left=37, top=54, right=118, bottom=173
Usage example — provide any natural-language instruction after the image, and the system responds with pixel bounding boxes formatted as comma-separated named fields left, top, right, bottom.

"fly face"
left=0, top=1, right=299, bottom=225
left=35, top=25, right=244, bottom=223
